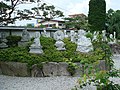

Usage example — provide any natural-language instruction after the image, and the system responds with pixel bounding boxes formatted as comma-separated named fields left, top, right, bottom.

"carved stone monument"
left=108, top=34, right=114, bottom=44
left=43, top=28, right=47, bottom=37
left=0, top=32, right=8, bottom=48
left=21, top=28, right=30, bottom=42
left=76, top=30, right=93, bottom=53
left=64, top=30, right=68, bottom=38
left=102, top=30, right=107, bottom=41
left=113, top=31, right=117, bottom=43
left=18, top=28, right=30, bottom=47
left=108, top=32, right=117, bottom=44
left=29, top=32, right=43, bottom=54
left=92, top=31, right=99, bottom=41
left=70, top=30, right=76, bottom=43
left=54, top=30, right=66, bottom=50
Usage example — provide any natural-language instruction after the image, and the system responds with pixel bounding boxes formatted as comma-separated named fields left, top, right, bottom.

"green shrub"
left=65, top=58, right=78, bottom=76
left=0, top=36, right=109, bottom=70
left=6, top=35, right=21, bottom=47
left=40, top=36, right=64, bottom=62
left=63, top=38, right=77, bottom=58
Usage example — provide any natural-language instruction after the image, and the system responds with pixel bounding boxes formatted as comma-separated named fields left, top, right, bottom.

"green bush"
left=0, top=47, right=45, bottom=68
left=0, top=36, right=108, bottom=69
left=6, top=35, right=21, bottom=47
left=40, top=36, right=64, bottom=62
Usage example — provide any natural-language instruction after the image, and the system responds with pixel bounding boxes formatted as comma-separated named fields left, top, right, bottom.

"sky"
left=41, top=0, right=120, bottom=16
left=11, top=0, right=120, bottom=26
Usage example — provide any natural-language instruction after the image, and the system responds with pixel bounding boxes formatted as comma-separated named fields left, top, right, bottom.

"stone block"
left=42, top=62, right=58, bottom=76
left=58, top=62, right=70, bottom=76
left=31, top=64, right=44, bottom=77
left=0, top=61, right=30, bottom=76
left=83, top=60, right=107, bottom=75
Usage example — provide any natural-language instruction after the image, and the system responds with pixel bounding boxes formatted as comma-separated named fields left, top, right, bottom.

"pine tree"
left=88, top=0, right=106, bottom=32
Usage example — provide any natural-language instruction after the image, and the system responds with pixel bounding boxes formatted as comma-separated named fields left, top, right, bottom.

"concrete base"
left=29, top=46, right=43, bottom=54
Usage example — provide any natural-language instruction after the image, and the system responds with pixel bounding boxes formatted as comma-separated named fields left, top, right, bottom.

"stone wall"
left=0, top=60, right=107, bottom=77
left=0, top=27, right=71, bottom=38
left=0, top=61, right=30, bottom=76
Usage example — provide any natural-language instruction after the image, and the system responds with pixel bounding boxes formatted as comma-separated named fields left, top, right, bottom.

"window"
left=59, top=23, right=63, bottom=26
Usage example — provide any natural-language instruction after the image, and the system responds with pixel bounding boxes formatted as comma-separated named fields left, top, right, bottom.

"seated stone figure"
left=54, top=30, right=66, bottom=50
left=29, top=32, right=43, bottom=54
left=21, top=28, right=30, bottom=42
left=76, top=29, right=93, bottom=53
left=31, top=32, right=41, bottom=47
left=70, top=30, right=76, bottom=43
left=0, top=32, right=8, bottom=48
left=64, top=30, right=68, bottom=38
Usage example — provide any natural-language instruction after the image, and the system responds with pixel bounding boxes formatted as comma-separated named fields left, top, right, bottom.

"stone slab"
left=0, top=61, right=30, bottom=76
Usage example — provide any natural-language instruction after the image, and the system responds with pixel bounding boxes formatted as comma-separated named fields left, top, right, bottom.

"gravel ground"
left=0, top=75, right=80, bottom=90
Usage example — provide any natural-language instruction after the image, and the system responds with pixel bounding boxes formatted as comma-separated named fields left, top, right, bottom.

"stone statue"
left=108, top=34, right=114, bottom=44
left=108, top=33, right=116, bottom=44
left=64, top=30, right=68, bottom=38
left=54, top=30, right=66, bottom=50
left=92, top=31, right=99, bottom=41
left=21, top=28, right=30, bottom=42
left=18, top=28, right=30, bottom=47
left=0, top=32, right=8, bottom=48
left=70, top=30, right=76, bottom=43
left=102, top=30, right=107, bottom=41
left=29, top=32, right=43, bottom=54
left=113, top=31, right=117, bottom=43
left=76, top=30, right=93, bottom=53
left=43, top=28, right=47, bottom=37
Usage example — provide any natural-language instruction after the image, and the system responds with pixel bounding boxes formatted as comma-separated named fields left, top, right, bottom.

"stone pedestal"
left=0, top=42, right=8, bottom=48
left=29, top=46, right=43, bottom=54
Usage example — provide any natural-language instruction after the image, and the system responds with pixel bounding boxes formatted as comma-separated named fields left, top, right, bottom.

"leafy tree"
left=0, top=0, right=64, bottom=26
left=32, top=3, right=64, bottom=21
left=88, top=0, right=106, bottom=32
left=106, top=9, right=120, bottom=39
left=64, top=15, right=90, bottom=30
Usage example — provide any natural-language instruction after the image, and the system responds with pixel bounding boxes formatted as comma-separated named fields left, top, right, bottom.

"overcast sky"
left=13, top=0, right=120, bottom=26
left=41, top=0, right=120, bottom=16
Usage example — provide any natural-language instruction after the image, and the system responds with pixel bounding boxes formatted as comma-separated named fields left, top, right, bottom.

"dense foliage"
left=64, top=16, right=90, bottom=30
left=106, top=9, right=120, bottom=39
left=0, top=36, right=107, bottom=68
left=6, top=35, right=21, bottom=47
left=72, top=69, right=120, bottom=90
left=88, top=0, right=106, bottom=32
left=71, top=33, right=120, bottom=90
